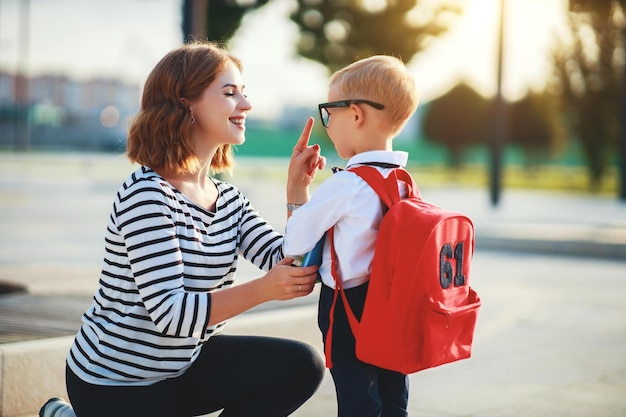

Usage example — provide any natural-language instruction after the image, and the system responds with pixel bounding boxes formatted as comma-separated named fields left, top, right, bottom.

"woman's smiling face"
left=190, top=60, right=252, bottom=149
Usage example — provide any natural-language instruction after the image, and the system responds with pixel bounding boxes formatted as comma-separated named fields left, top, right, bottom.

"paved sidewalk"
left=1, top=153, right=625, bottom=417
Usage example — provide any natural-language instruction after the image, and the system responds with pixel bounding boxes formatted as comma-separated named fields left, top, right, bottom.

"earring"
left=190, top=115, right=195, bottom=125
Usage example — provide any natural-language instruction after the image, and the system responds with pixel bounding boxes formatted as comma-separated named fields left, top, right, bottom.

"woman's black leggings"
left=66, top=334, right=325, bottom=417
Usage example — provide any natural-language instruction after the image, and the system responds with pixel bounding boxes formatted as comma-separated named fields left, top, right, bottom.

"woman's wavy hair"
left=126, top=40, right=242, bottom=174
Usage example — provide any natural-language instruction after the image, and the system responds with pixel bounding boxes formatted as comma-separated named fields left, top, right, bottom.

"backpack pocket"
left=419, top=287, right=481, bottom=369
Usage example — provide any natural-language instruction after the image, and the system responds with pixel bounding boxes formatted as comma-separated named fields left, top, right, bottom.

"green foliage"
left=289, top=0, right=463, bottom=74
left=421, top=83, right=489, bottom=167
left=509, top=93, right=554, bottom=167
left=182, top=0, right=270, bottom=43
left=550, top=0, right=624, bottom=189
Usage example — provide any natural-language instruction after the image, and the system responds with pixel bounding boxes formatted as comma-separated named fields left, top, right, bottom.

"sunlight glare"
left=410, top=0, right=570, bottom=101
left=100, top=106, right=120, bottom=128
left=324, top=20, right=350, bottom=42
left=359, top=0, right=387, bottom=14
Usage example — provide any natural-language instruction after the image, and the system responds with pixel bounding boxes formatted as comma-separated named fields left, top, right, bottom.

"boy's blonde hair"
left=330, top=55, right=419, bottom=136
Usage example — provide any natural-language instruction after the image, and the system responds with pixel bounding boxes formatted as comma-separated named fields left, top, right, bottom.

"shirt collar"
left=345, top=150, right=408, bottom=170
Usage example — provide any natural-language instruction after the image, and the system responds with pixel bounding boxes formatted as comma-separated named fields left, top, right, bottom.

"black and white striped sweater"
left=67, top=166, right=283, bottom=386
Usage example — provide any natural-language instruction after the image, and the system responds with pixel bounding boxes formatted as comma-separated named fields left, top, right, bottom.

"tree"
left=549, top=0, right=624, bottom=190
left=509, top=93, right=553, bottom=167
left=421, top=83, right=489, bottom=168
left=289, top=0, right=463, bottom=74
left=182, top=0, right=270, bottom=43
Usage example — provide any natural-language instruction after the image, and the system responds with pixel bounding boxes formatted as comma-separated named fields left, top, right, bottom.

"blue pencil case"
left=301, top=235, right=325, bottom=267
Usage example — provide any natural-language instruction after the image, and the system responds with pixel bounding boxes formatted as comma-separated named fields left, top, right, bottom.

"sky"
left=0, top=0, right=570, bottom=120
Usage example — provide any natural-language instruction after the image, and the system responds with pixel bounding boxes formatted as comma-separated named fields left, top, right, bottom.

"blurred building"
left=0, top=70, right=140, bottom=152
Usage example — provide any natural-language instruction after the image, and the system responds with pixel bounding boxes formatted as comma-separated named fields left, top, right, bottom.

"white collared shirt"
left=284, top=150, right=409, bottom=289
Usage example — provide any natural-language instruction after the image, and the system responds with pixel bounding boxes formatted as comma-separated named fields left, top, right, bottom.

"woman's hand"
left=287, top=117, right=326, bottom=204
left=262, top=257, right=318, bottom=301
left=207, top=258, right=318, bottom=325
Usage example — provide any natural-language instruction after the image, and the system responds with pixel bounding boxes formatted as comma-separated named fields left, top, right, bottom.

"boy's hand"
left=287, top=117, right=326, bottom=202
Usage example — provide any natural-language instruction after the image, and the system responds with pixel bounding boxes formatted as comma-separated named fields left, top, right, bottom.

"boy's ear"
left=351, top=103, right=365, bottom=127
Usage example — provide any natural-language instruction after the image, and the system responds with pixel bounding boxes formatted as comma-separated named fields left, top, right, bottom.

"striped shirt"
left=67, top=166, right=284, bottom=386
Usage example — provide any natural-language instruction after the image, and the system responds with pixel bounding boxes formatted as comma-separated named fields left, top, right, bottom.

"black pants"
left=319, top=283, right=409, bottom=417
left=66, top=334, right=325, bottom=417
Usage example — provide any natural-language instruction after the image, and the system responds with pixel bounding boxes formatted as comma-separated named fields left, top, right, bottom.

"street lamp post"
left=618, top=23, right=626, bottom=202
left=489, top=0, right=507, bottom=207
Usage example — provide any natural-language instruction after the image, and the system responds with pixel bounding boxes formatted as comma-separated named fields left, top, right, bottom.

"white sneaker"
left=39, top=397, right=76, bottom=417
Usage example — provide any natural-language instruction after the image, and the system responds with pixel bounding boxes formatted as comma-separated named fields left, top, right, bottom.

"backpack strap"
left=324, top=226, right=361, bottom=369
left=350, top=166, right=420, bottom=207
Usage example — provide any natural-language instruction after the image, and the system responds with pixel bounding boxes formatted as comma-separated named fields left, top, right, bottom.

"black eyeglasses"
left=318, top=99, right=385, bottom=128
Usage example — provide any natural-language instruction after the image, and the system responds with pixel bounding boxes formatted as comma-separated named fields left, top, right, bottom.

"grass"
left=400, top=164, right=619, bottom=196
left=228, top=157, right=619, bottom=197
left=235, top=126, right=621, bottom=196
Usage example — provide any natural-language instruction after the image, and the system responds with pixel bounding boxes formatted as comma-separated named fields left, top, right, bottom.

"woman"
left=61, top=41, right=326, bottom=416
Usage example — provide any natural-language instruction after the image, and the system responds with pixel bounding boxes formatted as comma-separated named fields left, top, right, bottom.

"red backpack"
left=324, top=166, right=481, bottom=374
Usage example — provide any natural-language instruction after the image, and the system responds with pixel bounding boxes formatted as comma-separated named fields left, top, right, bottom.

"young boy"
left=283, top=55, right=419, bottom=417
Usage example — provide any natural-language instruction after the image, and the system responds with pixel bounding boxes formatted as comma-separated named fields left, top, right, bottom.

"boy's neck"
left=353, top=135, right=394, bottom=154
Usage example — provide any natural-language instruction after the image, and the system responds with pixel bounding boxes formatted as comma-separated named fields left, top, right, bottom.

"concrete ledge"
left=0, top=336, right=72, bottom=417
left=477, top=235, right=626, bottom=260
left=476, top=223, right=626, bottom=261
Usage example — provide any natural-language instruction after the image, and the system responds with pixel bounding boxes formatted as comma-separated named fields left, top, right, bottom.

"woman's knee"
left=288, top=340, right=326, bottom=392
